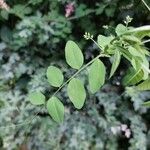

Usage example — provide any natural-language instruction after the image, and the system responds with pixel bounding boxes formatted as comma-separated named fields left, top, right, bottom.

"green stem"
left=141, top=0, right=150, bottom=11
left=142, top=39, right=150, bottom=44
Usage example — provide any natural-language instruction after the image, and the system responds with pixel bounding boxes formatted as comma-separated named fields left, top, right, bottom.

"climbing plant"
left=29, top=16, right=150, bottom=123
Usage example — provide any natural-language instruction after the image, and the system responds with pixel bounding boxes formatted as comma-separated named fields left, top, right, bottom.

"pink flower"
left=125, top=129, right=131, bottom=138
left=65, top=2, right=75, bottom=18
left=0, top=0, right=9, bottom=11
left=121, top=124, right=127, bottom=131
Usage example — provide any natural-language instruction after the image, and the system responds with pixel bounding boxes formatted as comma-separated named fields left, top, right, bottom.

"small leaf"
left=65, top=40, right=84, bottom=69
left=88, top=59, right=106, bottom=93
left=143, top=101, right=150, bottom=107
left=29, top=92, right=45, bottom=105
left=97, top=35, right=114, bottom=50
left=67, top=78, right=86, bottom=109
left=135, top=77, right=150, bottom=91
left=47, top=97, right=64, bottom=123
left=46, top=66, right=64, bottom=87
left=109, top=50, right=121, bottom=78
left=115, top=24, right=127, bottom=36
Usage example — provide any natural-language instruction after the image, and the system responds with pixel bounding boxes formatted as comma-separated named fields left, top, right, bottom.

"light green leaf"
left=128, top=25, right=150, bottom=33
left=109, top=50, right=121, bottom=78
left=123, top=35, right=141, bottom=44
left=135, top=77, right=150, bottom=91
left=46, top=66, right=64, bottom=87
left=141, top=58, right=149, bottom=80
left=67, top=78, right=86, bottom=109
left=47, top=96, right=64, bottom=123
left=97, top=35, right=114, bottom=50
left=88, top=59, right=106, bottom=93
left=115, top=24, right=127, bottom=36
left=65, top=40, right=84, bottom=69
left=128, top=46, right=142, bottom=57
left=29, top=92, right=45, bottom=105
left=122, top=68, right=143, bottom=86
left=143, top=101, right=150, bottom=107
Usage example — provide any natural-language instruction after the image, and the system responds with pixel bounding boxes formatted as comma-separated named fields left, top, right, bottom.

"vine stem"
left=141, top=0, right=150, bottom=11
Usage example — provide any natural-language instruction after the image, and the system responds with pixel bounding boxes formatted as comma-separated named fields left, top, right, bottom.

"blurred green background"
left=0, top=0, right=150, bottom=149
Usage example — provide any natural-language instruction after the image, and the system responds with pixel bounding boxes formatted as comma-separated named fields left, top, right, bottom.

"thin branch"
left=141, top=0, right=150, bottom=11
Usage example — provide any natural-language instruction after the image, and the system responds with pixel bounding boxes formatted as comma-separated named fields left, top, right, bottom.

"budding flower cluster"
left=83, top=32, right=93, bottom=40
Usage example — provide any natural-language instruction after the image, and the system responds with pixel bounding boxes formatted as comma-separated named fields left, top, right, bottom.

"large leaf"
left=135, top=77, right=150, bottom=91
left=65, top=40, right=84, bottom=69
left=67, top=78, right=86, bottom=109
left=47, top=96, right=64, bottom=123
left=109, top=50, right=121, bottom=78
left=29, top=91, right=45, bottom=105
left=122, top=68, right=143, bottom=86
left=88, top=59, right=106, bottom=93
left=46, top=66, right=64, bottom=87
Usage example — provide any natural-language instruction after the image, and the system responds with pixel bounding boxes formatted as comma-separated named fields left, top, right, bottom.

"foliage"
left=29, top=21, right=150, bottom=123
left=0, top=0, right=150, bottom=149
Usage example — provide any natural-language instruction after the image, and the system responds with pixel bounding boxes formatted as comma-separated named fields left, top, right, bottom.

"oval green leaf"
left=67, top=78, right=86, bottom=109
left=47, top=96, right=64, bottom=123
left=46, top=66, right=64, bottom=87
left=115, top=24, right=127, bottom=36
left=88, top=59, right=106, bottom=94
left=109, top=50, right=121, bottom=78
left=65, top=40, right=84, bottom=69
left=29, top=91, right=45, bottom=105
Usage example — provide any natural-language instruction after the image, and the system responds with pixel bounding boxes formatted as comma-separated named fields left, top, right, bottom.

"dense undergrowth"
left=0, top=0, right=150, bottom=149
